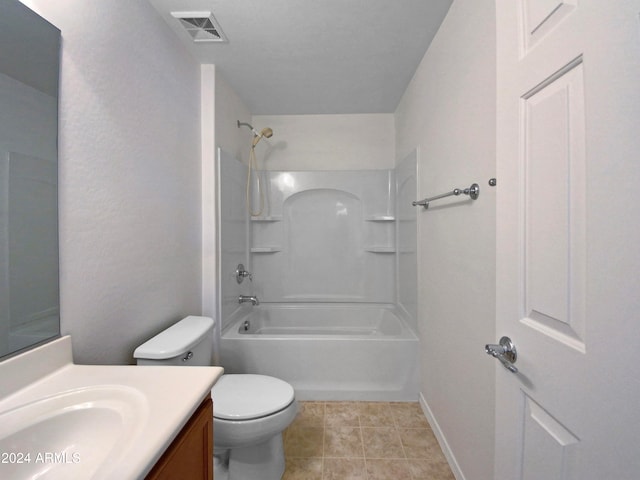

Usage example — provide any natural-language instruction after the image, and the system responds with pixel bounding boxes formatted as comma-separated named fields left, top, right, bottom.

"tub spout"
left=238, top=295, right=259, bottom=306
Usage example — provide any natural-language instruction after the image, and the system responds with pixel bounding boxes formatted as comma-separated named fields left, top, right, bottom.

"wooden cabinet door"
left=146, top=398, right=213, bottom=480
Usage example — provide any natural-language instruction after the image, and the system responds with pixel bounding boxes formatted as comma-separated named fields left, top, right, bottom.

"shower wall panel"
left=217, top=149, right=250, bottom=327
left=251, top=170, right=395, bottom=303
left=395, top=151, right=418, bottom=331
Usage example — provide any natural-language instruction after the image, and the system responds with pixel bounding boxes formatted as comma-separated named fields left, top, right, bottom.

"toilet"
left=133, top=316, right=297, bottom=480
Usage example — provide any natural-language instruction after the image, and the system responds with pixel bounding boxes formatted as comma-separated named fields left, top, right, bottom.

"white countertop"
left=0, top=336, right=224, bottom=480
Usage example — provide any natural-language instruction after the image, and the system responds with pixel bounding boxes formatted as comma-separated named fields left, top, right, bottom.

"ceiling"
left=147, top=0, right=453, bottom=115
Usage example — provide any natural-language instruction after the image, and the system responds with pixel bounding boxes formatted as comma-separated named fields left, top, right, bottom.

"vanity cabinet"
left=146, top=397, right=213, bottom=480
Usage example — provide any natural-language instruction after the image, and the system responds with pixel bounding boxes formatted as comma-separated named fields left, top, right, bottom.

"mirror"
left=0, top=0, right=61, bottom=358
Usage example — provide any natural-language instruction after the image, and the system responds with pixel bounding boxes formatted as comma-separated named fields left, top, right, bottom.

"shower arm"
left=237, top=120, right=259, bottom=137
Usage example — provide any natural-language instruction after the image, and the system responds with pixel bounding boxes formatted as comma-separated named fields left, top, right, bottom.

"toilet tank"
left=134, top=316, right=214, bottom=366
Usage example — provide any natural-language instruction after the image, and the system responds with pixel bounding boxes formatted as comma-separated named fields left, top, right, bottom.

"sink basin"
left=0, top=385, right=148, bottom=480
left=0, top=337, right=222, bottom=479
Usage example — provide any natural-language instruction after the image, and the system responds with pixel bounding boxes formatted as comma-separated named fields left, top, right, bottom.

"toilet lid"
left=212, top=374, right=295, bottom=421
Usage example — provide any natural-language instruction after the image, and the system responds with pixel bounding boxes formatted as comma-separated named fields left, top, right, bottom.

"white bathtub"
left=219, top=303, right=419, bottom=401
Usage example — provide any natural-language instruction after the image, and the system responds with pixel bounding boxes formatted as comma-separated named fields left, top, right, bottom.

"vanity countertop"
left=0, top=336, right=224, bottom=480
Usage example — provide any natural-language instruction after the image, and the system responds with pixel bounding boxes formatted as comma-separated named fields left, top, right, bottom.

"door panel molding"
left=519, top=0, right=578, bottom=54
left=518, top=57, right=586, bottom=353
left=520, top=392, right=580, bottom=480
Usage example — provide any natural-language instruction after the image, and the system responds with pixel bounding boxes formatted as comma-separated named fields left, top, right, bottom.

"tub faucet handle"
left=235, top=264, right=252, bottom=284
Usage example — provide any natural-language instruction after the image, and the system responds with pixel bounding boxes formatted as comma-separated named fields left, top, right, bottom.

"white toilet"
left=133, top=316, right=297, bottom=480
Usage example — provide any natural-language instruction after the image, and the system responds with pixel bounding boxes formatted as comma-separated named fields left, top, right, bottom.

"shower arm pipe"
left=237, top=120, right=259, bottom=137
left=412, top=183, right=480, bottom=209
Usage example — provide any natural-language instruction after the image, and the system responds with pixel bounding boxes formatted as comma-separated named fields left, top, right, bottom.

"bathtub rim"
left=221, top=302, right=418, bottom=340
left=218, top=302, right=420, bottom=401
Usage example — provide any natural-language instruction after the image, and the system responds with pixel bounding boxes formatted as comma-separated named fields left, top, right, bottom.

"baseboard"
left=419, top=392, right=466, bottom=480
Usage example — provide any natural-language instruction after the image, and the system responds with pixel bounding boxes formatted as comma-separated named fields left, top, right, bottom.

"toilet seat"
left=212, top=374, right=295, bottom=421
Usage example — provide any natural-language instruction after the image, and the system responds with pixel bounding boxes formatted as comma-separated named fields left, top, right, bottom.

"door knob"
left=485, top=336, right=518, bottom=373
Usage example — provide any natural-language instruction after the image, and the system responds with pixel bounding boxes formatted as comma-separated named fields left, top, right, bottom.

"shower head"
left=251, top=127, right=274, bottom=147
left=259, top=127, right=273, bottom=139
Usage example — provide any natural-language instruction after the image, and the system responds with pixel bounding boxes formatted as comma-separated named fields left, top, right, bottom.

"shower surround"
left=217, top=149, right=418, bottom=400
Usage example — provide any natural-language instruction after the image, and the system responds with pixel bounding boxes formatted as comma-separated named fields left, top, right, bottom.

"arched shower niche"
left=251, top=171, right=396, bottom=304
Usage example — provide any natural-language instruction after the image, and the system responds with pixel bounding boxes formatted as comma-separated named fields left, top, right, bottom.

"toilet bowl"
left=133, top=316, right=297, bottom=480
left=213, top=374, right=297, bottom=479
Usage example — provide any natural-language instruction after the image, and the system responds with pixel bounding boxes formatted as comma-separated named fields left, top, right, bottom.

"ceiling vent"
left=171, top=11, right=227, bottom=43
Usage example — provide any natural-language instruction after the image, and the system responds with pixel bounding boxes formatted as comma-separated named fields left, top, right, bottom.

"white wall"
left=201, top=68, right=253, bottom=347
left=215, top=73, right=254, bottom=165
left=252, top=114, right=395, bottom=170
left=24, top=0, right=203, bottom=364
left=394, top=0, right=496, bottom=479
left=201, top=65, right=216, bottom=321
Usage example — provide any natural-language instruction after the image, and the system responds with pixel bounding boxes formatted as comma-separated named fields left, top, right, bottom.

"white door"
left=495, top=1, right=640, bottom=479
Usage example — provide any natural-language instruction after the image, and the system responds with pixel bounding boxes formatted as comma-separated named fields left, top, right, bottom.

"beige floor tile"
left=398, top=428, right=441, bottom=459
left=362, top=426, right=405, bottom=459
left=324, top=426, right=364, bottom=457
left=283, top=401, right=455, bottom=480
left=358, top=402, right=395, bottom=427
left=365, top=458, right=413, bottom=480
left=293, top=401, right=326, bottom=428
left=407, top=458, right=456, bottom=480
left=325, top=401, right=361, bottom=426
left=323, top=457, right=366, bottom=480
left=285, top=426, right=325, bottom=458
left=283, top=457, right=323, bottom=480
left=390, top=402, right=430, bottom=429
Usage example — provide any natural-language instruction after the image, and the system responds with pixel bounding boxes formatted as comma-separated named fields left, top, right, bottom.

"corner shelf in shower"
left=250, top=216, right=282, bottom=222
left=364, top=246, right=396, bottom=253
left=364, top=216, right=395, bottom=253
left=250, top=246, right=282, bottom=253
left=365, top=215, right=395, bottom=222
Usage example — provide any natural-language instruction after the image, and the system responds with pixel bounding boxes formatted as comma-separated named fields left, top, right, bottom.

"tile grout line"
left=392, top=403, right=416, bottom=480
left=321, top=401, right=325, bottom=479
left=359, top=412, right=370, bottom=480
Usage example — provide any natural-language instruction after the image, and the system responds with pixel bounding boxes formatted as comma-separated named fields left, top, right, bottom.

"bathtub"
left=219, top=303, right=419, bottom=401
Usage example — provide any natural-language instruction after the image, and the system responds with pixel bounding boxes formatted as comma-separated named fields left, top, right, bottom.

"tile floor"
left=282, top=401, right=455, bottom=480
